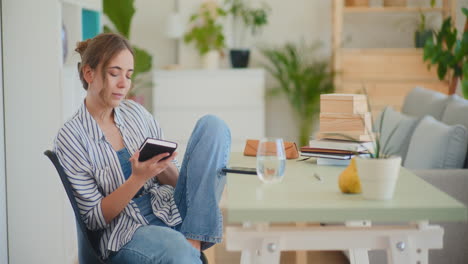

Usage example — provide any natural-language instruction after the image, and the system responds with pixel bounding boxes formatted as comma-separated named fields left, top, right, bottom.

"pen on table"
left=313, top=172, right=323, bottom=182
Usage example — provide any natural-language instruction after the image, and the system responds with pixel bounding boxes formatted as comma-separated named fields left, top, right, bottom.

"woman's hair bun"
left=75, top=39, right=92, bottom=56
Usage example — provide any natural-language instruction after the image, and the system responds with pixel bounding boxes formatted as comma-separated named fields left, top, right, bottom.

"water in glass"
left=256, top=138, right=286, bottom=183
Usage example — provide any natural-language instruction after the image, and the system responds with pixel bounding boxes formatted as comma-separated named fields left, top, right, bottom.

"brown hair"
left=75, top=33, right=134, bottom=90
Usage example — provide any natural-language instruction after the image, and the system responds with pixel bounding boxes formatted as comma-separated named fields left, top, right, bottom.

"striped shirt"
left=54, top=99, right=182, bottom=259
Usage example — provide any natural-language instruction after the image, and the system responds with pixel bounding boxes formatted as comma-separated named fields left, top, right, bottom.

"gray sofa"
left=370, top=87, right=468, bottom=264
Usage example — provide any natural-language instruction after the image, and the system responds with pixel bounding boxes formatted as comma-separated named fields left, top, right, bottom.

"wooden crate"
left=320, top=93, right=368, bottom=114
left=319, top=112, right=372, bottom=134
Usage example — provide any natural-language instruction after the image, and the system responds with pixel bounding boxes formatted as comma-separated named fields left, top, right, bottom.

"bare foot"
left=187, top=239, right=201, bottom=251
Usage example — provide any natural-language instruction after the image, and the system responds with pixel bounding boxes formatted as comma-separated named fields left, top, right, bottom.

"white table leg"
left=387, top=221, right=430, bottom=264
left=239, top=222, right=281, bottom=264
left=258, top=237, right=281, bottom=264
left=295, top=222, right=308, bottom=264
left=240, top=222, right=254, bottom=264
left=387, top=235, right=414, bottom=264
left=346, top=220, right=371, bottom=264
left=240, top=249, right=255, bottom=264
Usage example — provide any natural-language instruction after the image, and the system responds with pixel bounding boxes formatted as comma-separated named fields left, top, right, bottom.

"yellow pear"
left=338, top=158, right=362, bottom=194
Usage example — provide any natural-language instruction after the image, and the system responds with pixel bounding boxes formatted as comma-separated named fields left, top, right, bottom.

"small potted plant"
left=260, top=41, right=335, bottom=147
left=326, top=93, right=403, bottom=200
left=415, top=11, right=434, bottom=48
left=225, top=0, right=270, bottom=68
left=414, top=0, right=436, bottom=48
left=423, top=7, right=468, bottom=97
left=184, top=1, right=227, bottom=69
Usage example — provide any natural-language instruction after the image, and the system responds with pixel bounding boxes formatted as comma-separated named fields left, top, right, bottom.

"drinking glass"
left=256, top=137, right=286, bottom=183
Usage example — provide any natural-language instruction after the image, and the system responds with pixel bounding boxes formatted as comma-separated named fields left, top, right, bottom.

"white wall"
left=3, top=0, right=66, bottom=263
left=0, top=1, right=8, bottom=263
left=132, top=0, right=468, bottom=143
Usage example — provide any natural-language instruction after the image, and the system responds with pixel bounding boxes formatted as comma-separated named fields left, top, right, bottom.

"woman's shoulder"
left=55, top=112, right=87, bottom=146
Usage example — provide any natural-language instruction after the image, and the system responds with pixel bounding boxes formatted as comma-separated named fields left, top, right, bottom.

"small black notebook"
left=138, top=138, right=177, bottom=162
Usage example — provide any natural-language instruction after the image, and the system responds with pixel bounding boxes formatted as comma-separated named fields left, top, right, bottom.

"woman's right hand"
left=129, top=151, right=176, bottom=185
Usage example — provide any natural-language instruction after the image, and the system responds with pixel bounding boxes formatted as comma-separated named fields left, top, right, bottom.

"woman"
left=54, top=33, right=231, bottom=263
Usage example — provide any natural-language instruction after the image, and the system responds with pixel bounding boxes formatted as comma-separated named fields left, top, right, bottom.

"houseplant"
left=415, top=11, right=433, bottom=48
left=103, top=0, right=153, bottom=103
left=414, top=0, right=436, bottom=48
left=224, top=0, right=270, bottom=68
left=260, top=41, right=335, bottom=147
left=423, top=7, right=468, bottom=97
left=329, top=93, right=403, bottom=200
left=184, top=1, right=227, bottom=69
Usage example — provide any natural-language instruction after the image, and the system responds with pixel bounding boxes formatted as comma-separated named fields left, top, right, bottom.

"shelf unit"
left=60, top=0, right=102, bottom=122
left=332, top=0, right=457, bottom=116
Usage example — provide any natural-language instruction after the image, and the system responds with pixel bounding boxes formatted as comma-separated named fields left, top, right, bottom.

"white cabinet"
left=153, top=69, right=265, bottom=156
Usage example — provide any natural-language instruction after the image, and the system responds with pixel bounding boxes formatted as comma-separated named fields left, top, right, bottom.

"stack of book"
left=300, top=140, right=372, bottom=166
left=300, top=93, right=374, bottom=166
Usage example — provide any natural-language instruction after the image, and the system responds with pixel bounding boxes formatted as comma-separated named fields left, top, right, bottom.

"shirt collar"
left=114, top=104, right=124, bottom=129
left=78, top=100, right=124, bottom=141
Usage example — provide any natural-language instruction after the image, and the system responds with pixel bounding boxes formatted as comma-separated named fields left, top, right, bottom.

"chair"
left=44, top=150, right=106, bottom=264
left=45, top=149, right=209, bottom=264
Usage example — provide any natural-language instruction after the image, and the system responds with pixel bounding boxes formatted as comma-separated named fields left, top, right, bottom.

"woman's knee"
left=196, top=115, right=230, bottom=138
left=161, top=231, right=200, bottom=263
left=127, top=226, right=200, bottom=263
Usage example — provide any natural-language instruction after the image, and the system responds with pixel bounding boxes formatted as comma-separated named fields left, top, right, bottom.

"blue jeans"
left=109, top=115, right=231, bottom=264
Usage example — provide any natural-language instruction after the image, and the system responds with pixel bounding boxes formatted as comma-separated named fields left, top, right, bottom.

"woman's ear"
left=83, top=65, right=94, bottom=85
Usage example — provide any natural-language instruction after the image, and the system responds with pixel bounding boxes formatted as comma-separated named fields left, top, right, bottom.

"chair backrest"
left=44, top=150, right=105, bottom=264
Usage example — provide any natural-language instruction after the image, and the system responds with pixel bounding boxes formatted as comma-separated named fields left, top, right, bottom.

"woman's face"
left=88, top=49, right=134, bottom=108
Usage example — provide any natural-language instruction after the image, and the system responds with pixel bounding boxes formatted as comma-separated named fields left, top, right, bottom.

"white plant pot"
left=201, top=50, right=220, bottom=69
left=355, top=156, right=402, bottom=200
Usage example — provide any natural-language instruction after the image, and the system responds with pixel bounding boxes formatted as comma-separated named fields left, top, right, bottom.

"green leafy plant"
left=103, top=0, right=153, bottom=97
left=260, top=41, right=336, bottom=147
left=224, top=0, right=270, bottom=47
left=184, top=2, right=227, bottom=56
left=423, top=8, right=468, bottom=98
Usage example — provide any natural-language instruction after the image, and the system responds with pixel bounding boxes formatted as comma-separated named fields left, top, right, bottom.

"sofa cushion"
left=441, top=94, right=468, bottom=168
left=405, top=115, right=468, bottom=169
left=402, top=87, right=449, bottom=120
left=376, top=107, right=420, bottom=162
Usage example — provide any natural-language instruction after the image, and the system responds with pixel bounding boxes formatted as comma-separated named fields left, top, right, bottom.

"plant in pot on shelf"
left=260, top=41, right=335, bottom=147
left=225, top=0, right=270, bottom=68
left=414, top=0, right=436, bottom=48
left=415, top=11, right=434, bottom=48
left=423, top=7, right=468, bottom=97
left=184, top=1, right=227, bottom=69
left=103, top=0, right=153, bottom=105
